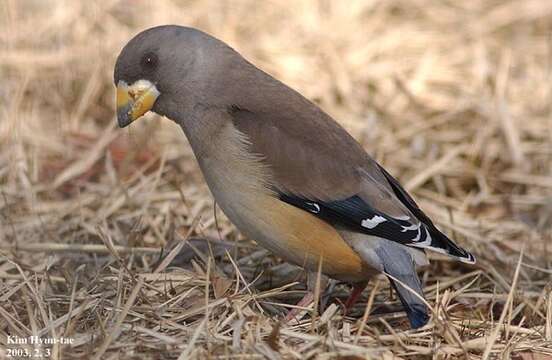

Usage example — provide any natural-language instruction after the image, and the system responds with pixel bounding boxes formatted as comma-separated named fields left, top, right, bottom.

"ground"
left=1, top=0, right=551, bottom=358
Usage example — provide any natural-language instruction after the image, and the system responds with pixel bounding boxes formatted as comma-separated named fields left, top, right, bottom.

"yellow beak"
left=116, top=79, right=160, bottom=127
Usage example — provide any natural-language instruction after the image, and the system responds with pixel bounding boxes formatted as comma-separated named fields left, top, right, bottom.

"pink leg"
left=284, top=291, right=314, bottom=322
left=343, top=282, right=368, bottom=315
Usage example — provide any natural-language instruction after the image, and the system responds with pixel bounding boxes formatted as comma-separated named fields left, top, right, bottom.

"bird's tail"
left=388, top=274, right=429, bottom=329
left=375, top=243, right=429, bottom=329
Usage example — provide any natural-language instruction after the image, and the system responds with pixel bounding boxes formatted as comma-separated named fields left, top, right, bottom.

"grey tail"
left=375, top=243, right=429, bottom=329
left=388, top=276, right=429, bottom=329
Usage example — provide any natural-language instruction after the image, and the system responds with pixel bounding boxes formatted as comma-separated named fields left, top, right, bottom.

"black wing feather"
left=278, top=173, right=475, bottom=265
left=376, top=165, right=475, bottom=263
left=279, top=193, right=432, bottom=245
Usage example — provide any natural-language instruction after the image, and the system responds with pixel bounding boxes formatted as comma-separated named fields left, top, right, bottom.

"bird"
left=114, top=25, right=475, bottom=329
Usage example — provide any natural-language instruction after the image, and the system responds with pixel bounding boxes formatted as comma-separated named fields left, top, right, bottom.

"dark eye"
left=141, top=52, right=158, bottom=70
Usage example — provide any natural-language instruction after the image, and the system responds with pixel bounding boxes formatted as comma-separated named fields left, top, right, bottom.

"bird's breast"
left=191, top=122, right=371, bottom=281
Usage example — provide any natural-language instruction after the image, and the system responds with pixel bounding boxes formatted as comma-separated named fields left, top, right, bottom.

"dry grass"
left=1, top=0, right=552, bottom=358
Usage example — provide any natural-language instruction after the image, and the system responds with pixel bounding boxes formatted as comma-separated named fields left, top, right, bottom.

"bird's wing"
left=230, top=106, right=475, bottom=264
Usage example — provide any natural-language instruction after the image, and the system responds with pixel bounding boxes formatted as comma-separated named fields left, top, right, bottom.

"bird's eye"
left=141, top=52, right=158, bottom=70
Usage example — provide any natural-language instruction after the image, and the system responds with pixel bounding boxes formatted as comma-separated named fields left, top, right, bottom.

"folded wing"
left=229, top=102, right=475, bottom=264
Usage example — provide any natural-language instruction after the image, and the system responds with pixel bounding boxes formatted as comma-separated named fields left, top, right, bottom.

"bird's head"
left=114, top=25, right=231, bottom=128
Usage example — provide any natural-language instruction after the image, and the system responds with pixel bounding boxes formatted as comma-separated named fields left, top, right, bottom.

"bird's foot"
left=342, top=282, right=368, bottom=316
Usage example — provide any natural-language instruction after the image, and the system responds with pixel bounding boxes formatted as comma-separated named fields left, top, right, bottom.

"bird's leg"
left=284, top=291, right=315, bottom=322
left=320, top=279, right=338, bottom=310
left=284, top=270, right=329, bottom=322
left=343, top=282, right=368, bottom=315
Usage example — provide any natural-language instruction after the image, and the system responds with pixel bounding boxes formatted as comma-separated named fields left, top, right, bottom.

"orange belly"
left=193, top=121, right=372, bottom=282
left=256, top=198, right=372, bottom=282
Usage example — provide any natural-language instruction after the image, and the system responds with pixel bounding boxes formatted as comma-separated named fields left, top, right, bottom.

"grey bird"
left=114, top=25, right=475, bottom=328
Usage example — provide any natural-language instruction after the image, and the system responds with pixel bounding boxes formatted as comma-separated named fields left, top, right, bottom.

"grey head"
left=114, top=25, right=252, bottom=127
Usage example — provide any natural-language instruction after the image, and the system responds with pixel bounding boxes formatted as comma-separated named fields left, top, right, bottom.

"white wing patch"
left=394, top=215, right=411, bottom=221
left=400, top=223, right=420, bottom=232
left=399, top=222, right=433, bottom=244
left=416, top=227, right=432, bottom=246
left=361, top=215, right=387, bottom=229
left=305, top=202, right=321, bottom=213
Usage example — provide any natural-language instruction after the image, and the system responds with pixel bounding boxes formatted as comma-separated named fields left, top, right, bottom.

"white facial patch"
left=361, top=215, right=386, bottom=229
